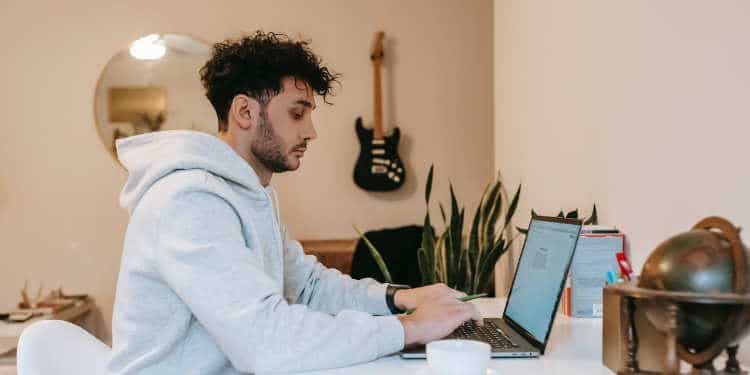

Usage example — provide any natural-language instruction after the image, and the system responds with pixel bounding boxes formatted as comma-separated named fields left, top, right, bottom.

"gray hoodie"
left=108, top=130, right=404, bottom=374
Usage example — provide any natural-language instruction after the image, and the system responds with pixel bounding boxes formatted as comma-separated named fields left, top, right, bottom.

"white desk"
left=300, top=298, right=613, bottom=375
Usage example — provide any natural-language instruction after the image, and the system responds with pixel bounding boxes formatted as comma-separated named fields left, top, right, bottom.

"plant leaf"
left=566, top=209, right=579, bottom=219
left=425, top=165, right=434, bottom=204
left=456, top=242, right=467, bottom=291
left=420, top=212, right=436, bottom=286
left=463, top=258, right=472, bottom=293
left=557, top=210, right=564, bottom=218
left=468, top=198, right=483, bottom=275
left=483, top=181, right=503, bottom=254
left=476, top=238, right=514, bottom=293
left=436, top=228, right=449, bottom=282
left=443, top=225, right=454, bottom=286
left=456, top=208, right=467, bottom=290
left=502, top=184, right=521, bottom=233
left=439, top=203, right=447, bottom=225
left=353, top=225, right=393, bottom=283
left=516, top=226, right=528, bottom=235
left=475, top=183, right=493, bottom=256
left=591, top=204, right=598, bottom=225
left=417, top=247, right=432, bottom=286
left=584, top=204, right=598, bottom=225
left=531, top=209, right=538, bottom=218
left=474, top=238, right=504, bottom=293
left=448, top=183, right=463, bottom=285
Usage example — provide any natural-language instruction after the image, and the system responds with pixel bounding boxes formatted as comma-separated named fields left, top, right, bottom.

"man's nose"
left=303, top=120, right=317, bottom=141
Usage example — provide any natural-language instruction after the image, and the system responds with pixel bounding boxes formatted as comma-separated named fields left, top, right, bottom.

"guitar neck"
left=372, top=61, right=384, bottom=140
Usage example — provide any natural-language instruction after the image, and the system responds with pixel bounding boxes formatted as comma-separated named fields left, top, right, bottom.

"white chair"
left=17, top=320, right=111, bottom=375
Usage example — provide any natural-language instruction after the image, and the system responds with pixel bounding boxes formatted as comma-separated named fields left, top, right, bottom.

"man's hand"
left=394, top=283, right=466, bottom=311
left=396, top=293, right=482, bottom=346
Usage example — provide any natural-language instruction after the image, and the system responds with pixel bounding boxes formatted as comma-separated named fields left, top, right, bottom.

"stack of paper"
left=569, top=229, right=625, bottom=318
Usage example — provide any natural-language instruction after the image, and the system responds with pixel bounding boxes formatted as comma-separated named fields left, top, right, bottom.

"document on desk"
left=570, top=234, right=624, bottom=317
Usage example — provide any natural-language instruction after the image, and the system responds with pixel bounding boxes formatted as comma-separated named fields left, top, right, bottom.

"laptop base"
left=399, top=318, right=540, bottom=359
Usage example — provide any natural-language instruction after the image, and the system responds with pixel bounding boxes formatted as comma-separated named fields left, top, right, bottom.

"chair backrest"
left=350, top=225, right=423, bottom=286
left=17, top=320, right=111, bottom=375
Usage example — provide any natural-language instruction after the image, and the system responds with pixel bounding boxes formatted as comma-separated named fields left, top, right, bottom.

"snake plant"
left=516, top=205, right=598, bottom=235
left=417, top=166, right=521, bottom=294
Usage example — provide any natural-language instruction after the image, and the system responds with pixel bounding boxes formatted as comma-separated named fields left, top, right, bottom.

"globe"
left=638, top=216, right=750, bottom=368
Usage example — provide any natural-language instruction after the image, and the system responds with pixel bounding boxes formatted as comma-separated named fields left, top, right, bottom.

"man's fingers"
left=470, top=304, right=483, bottom=326
left=456, top=301, right=483, bottom=326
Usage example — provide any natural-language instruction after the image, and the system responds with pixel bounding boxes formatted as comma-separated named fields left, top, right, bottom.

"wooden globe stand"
left=607, top=282, right=750, bottom=374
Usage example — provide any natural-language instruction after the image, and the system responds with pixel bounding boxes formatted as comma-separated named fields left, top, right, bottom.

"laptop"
left=401, top=215, right=582, bottom=358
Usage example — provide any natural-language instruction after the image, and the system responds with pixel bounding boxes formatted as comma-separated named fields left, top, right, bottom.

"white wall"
left=0, top=0, right=494, bottom=342
left=494, top=0, right=750, bottom=277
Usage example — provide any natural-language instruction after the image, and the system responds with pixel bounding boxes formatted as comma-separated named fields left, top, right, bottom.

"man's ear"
left=229, top=94, right=261, bottom=130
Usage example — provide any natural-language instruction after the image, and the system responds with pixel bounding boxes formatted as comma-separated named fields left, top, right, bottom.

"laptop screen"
left=504, top=217, right=581, bottom=344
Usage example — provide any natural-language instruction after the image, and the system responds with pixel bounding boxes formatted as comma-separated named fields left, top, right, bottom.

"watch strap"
left=385, top=284, right=410, bottom=314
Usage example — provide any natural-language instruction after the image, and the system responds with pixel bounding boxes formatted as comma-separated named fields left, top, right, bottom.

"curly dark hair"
left=199, top=31, right=340, bottom=132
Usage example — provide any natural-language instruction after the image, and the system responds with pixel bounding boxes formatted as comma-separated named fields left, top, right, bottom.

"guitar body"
left=353, top=117, right=406, bottom=191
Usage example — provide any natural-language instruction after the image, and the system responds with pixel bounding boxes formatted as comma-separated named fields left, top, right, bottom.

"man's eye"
left=292, top=112, right=303, bottom=120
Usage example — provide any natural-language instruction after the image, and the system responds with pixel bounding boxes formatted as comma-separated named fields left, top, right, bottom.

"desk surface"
left=301, top=298, right=613, bottom=375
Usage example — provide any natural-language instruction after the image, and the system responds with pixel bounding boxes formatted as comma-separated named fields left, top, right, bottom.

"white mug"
left=426, top=339, right=491, bottom=375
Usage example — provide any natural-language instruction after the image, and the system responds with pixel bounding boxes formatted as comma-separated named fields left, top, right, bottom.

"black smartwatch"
left=385, top=284, right=410, bottom=314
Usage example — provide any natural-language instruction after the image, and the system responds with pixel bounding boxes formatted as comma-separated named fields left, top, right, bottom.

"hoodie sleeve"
left=282, top=230, right=393, bottom=316
left=154, top=191, right=404, bottom=374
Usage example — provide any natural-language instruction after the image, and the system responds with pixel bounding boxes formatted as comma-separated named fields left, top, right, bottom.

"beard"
left=250, top=110, right=296, bottom=173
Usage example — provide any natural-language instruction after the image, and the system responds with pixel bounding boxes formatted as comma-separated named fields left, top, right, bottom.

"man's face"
left=250, top=77, right=317, bottom=173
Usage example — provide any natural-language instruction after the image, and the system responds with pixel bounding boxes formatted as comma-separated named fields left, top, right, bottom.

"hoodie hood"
left=116, top=130, right=265, bottom=213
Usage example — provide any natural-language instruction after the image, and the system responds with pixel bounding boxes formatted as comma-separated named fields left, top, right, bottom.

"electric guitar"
left=353, top=31, right=406, bottom=192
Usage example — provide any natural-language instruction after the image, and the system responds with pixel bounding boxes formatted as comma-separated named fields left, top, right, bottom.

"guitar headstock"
left=370, top=31, right=385, bottom=64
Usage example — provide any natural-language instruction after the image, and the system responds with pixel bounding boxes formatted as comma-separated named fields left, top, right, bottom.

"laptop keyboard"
left=447, top=320, right=519, bottom=350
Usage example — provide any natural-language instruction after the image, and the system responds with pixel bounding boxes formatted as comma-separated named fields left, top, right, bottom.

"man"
left=109, top=31, right=479, bottom=374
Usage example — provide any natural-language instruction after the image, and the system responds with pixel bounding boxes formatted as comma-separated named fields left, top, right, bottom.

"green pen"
left=404, top=293, right=488, bottom=315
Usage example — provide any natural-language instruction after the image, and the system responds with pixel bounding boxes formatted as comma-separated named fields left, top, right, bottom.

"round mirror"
left=94, top=33, right=217, bottom=160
